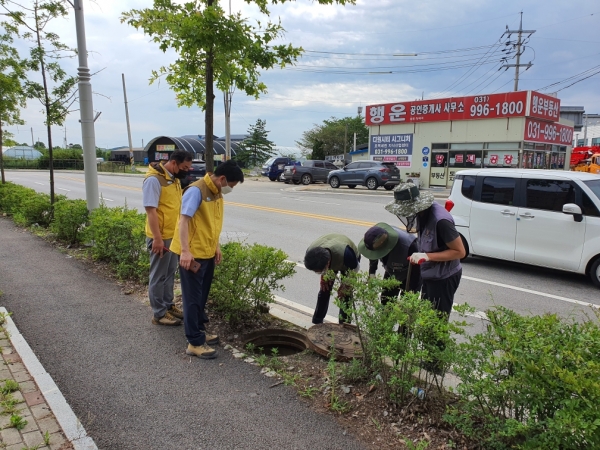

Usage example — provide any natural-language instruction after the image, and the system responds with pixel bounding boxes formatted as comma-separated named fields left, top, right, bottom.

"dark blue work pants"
left=179, top=257, right=215, bottom=346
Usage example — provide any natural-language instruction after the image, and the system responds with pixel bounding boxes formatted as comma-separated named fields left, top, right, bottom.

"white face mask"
left=221, top=185, right=233, bottom=195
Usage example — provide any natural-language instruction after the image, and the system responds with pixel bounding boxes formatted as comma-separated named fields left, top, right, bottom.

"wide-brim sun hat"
left=385, top=182, right=435, bottom=218
left=358, top=222, right=399, bottom=260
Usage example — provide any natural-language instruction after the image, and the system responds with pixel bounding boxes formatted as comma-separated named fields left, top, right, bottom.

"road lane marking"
left=58, top=188, right=70, bottom=192
left=462, top=275, right=599, bottom=309
left=57, top=175, right=142, bottom=192
left=53, top=177, right=402, bottom=228
left=100, top=197, right=114, bottom=202
left=34, top=182, right=45, bottom=185
left=280, top=196, right=341, bottom=206
left=225, top=201, right=376, bottom=227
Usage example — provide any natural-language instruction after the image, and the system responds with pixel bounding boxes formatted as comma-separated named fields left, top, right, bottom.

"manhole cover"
left=243, top=329, right=310, bottom=356
left=306, top=323, right=362, bottom=361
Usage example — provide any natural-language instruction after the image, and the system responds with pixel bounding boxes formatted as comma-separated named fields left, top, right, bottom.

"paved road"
left=6, top=170, right=600, bottom=324
left=0, top=217, right=364, bottom=450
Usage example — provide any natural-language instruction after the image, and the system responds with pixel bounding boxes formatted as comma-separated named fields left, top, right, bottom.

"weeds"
left=1, top=380, right=19, bottom=395
left=9, top=413, right=27, bottom=430
left=298, top=385, right=319, bottom=399
left=44, top=430, right=51, bottom=445
left=325, top=338, right=351, bottom=413
left=1, top=394, right=20, bottom=414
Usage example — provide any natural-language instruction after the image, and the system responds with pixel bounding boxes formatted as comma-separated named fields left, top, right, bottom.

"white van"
left=446, top=169, right=600, bottom=287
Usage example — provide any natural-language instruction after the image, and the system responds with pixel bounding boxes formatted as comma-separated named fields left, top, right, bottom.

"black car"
left=181, top=160, right=206, bottom=188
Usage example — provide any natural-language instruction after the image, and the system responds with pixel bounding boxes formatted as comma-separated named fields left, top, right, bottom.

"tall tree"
left=297, top=115, right=368, bottom=158
left=122, top=0, right=354, bottom=172
left=236, top=118, right=275, bottom=167
left=2, top=0, right=78, bottom=204
left=0, top=18, right=27, bottom=184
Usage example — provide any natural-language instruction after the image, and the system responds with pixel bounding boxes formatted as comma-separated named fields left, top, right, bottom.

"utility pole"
left=344, top=123, right=347, bottom=162
left=502, top=12, right=535, bottom=91
left=73, top=0, right=99, bottom=210
left=223, top=0, right=233, bottom=161
left=583, top=114, right=588, bottom=146
left=30, top=127, right=34, bottom=146
left=122, top=73, right=135, bottom=172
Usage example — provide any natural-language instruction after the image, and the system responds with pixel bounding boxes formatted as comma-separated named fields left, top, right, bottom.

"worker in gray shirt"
left=142, top=150, right=192, bottom=326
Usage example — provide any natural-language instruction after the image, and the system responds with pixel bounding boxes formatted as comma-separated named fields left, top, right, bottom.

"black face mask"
left=174, top=170, right=188, bottom=180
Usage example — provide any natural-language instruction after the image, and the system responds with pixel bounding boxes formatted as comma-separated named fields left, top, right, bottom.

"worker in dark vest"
left=304, top=234, right=360, bottom=325
left=358, top=222, right=421, bottom=304
left=385, top=183, right=465, bottom=317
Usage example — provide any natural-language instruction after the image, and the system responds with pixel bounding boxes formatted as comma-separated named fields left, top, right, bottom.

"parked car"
left=261, top=157, right=299, bottom=181
left=447, top=168, right=600, bottom=287
left=327, top=161, right=401, bottom=190
left=181, top=159, right=206, bottom=188
left=283, top=160, right=339, bottom=185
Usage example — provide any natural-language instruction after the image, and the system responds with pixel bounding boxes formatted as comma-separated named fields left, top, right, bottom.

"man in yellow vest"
left=143, top=150, right=193, bottom=326
left=171, top=160, right=244, bottom=359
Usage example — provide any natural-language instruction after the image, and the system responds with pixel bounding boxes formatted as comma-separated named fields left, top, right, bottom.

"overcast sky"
left=5, top=0, right=600, bottom=151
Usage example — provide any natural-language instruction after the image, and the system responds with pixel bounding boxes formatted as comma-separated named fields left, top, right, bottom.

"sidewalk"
left=0, top=310, right=94, bottom=450
left=0, top=218, right=364, bottom=449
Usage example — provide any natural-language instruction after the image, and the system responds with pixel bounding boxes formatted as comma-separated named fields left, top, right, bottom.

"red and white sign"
left=528, top=92, right=560, bottom=122
left=489, top=155, right=498, bottom=165
left=454, top=154, right=464, bottom=163
left=467, top=154, right=476, bottom=164
left=524, top=118, right=574, bottom=146
left=504, top=155, right=513, bottom=165
left=366, top=91, right=529, bottom=126
left=435, top=154, right=445, bottom=165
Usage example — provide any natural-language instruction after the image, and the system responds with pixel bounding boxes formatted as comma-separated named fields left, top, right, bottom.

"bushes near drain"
left=446, top=306, right=600, bottom=450
left=82, top=204, right=149, bottom=282
left=337, top=270, right=600, bottom=449
left=211, top=241, right=296, bottom=324
left=339, top=271, right=467, bottom=402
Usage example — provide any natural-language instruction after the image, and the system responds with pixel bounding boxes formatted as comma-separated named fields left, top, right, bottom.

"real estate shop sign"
left=370, top=133, right=413, bottom=167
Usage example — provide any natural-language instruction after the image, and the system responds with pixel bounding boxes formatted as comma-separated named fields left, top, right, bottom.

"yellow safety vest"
left=144, top=162, right=182, bottom=240
left=170, top=174, right=223, bottom=259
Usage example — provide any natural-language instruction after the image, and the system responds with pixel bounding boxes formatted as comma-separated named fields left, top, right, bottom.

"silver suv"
left=327, top=161, right=401, bottom=190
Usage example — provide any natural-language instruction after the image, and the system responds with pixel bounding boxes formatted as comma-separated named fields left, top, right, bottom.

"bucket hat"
left=385, top=182, right=435, bottom=218
left=358, top=223, right=399, bottom=260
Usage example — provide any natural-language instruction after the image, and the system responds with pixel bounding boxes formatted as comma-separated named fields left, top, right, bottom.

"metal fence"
left=2, top=159, right=131, bottom=173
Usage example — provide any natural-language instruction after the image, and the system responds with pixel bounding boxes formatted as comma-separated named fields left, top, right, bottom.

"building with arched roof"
left=145, top=135, right=242, bottom=162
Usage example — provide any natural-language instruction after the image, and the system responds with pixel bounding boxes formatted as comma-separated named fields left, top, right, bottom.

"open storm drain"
left=243, top=329, right=310, bottom=356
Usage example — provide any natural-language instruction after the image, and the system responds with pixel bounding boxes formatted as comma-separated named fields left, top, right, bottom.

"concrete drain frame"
left=242, top=329, right=311, bottom=357
left=242, top=324, right=362, bottom=361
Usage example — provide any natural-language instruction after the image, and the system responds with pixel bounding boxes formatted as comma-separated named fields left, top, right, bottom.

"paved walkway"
left=0, top=321, right=70, bottom=450
left=0, top=218, right=364, bottom=450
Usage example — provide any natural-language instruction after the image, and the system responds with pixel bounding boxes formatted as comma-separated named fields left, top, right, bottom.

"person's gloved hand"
left=409, top=252, right=429, bottom=265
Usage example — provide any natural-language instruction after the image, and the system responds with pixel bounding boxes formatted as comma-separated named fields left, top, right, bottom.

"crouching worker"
left=358, top=222, right=422, bottom=304
left=304, top=234, right=360, bottom=325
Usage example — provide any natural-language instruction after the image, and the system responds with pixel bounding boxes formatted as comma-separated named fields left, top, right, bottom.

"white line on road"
left=101, top=197, right=114, bottom=202
left=58, top=188, right=70, bottom=192
left=34, top=182, right=45, bottom=185
left=462, top=275, right=599, bottom=309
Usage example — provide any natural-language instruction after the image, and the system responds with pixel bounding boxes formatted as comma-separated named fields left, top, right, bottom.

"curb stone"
left=0, top=307, right=97, bottom=450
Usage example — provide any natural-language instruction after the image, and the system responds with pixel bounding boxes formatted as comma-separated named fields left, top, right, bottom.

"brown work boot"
left=169, top=305, right=184, bottom=320
left=204, top=332, right=219, bottom=346
left=152, top=312, right=182, bottom=326
left=186, top=343, right=217, bottom=359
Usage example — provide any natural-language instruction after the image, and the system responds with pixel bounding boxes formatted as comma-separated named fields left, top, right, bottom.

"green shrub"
left=13, top=192, right=53, bottom=227
left=340, top=271, right=467, bottom=404
left=210, top=241, right=296, bottom=325
left=0, top=182, right=36, bottom=215
left=51, top=199, right=89, bottom=244
left=446, top=306, right=600, bottom=449
left=82, top=203, right=149, bottom=281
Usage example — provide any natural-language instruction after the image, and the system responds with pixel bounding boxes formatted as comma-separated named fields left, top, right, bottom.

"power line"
left=536, top=64, right=600, bottom=91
